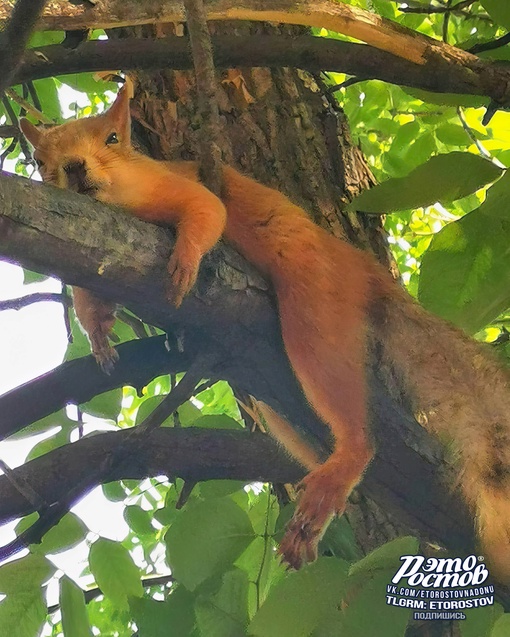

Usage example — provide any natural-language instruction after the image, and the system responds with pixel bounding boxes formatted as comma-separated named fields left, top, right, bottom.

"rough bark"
left=9, top=35, right=494, bottom=102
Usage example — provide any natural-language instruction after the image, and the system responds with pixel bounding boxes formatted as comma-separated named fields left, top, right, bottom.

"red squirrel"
left=20, top=86, right=510, bottom=579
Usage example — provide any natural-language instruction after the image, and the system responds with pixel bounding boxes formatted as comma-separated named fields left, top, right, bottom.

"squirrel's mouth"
left=77, top=184, right=99, bottom=197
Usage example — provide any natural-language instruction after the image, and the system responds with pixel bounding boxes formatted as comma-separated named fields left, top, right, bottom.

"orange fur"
left=20, top=88, right=510, bottom=578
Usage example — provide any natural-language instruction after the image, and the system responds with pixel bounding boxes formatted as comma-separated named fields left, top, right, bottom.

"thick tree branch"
left=0, top=0, right=47, bottom=92
left=11, top=35, right=496, bottom=99
left=0, top=169, right=475, bottom=560
left=0, top=429, right=305, bottom=525
left=0, top=0, right=468, bottom=64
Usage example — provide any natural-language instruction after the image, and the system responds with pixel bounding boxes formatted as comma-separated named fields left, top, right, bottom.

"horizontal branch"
left=0, top=291, right=68, bottom=311
left=0, top=429, right=303, bottom=524
left=0, top=170, right=476, bottom=560
left=12, top=34, right=490, bottom=98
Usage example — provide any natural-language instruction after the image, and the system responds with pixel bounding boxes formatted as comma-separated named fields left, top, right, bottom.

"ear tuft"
left=19, top=118, right=43, bottom=148
left=105, top=81, right=133, bottom=142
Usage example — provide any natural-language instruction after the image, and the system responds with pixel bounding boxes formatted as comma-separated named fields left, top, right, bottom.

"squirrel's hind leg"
left=277, top=302, right=373, bottom=568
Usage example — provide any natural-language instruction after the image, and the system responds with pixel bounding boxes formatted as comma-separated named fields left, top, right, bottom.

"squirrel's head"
left=20, top=84, right=132, bottom=197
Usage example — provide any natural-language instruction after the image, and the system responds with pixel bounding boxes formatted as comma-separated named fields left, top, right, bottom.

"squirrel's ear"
left=106, top=82, right=132, bottom=142
left=19, top=119, right=44, bottom=148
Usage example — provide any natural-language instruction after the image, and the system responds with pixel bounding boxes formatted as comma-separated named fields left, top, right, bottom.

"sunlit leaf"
left=419, top=170, right=510, bottom=332
left=349, top=153, right=502, bottom=213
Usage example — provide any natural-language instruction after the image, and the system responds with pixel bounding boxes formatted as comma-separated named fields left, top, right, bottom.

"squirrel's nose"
left=62, top=159, right=87, bottom=192
left=63, top=159, right=86, bottom=176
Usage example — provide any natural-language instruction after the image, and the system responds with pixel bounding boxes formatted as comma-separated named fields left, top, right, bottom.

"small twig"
left=469, top=32, right=510, bottom=55
left=0, top=459, right=47, bottom=510
left=0, top=292, right=70, bottom=312
left=4, top=88, right=53, bottom=124
left=47, top=574, right=175, bottom=615
left=456, top=106, right=492, bottom=159
left=0, top=138, right=16, bottom=170
left=326, top=76, right=367, bottom=94
left=183, top=0, right=223, bottom=196
left=175, top=480, right=197, bottom=509
left=399, top=0, right=476, bottom=14
left=0, top=125, right=20, bottom=138
left=1, top=91, right=33, bottom=162
left=0, top=0, right=48, bottom=93
left=132, top=359, right=208, bottom=437
left=26, top=81, right=42, bottom=113
left=62, top=285, right=73, bottom=343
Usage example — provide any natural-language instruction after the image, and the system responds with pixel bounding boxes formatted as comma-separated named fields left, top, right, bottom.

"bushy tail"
left=376, top=282, right=510, bottom=581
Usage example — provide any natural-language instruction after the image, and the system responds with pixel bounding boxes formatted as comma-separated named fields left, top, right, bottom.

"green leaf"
left=349, top=153, right=502, bottom=213
left=124, top=505, right=154, bottom=536
left=327, top=570, right=410, bottom=637
left=462, top=602, right=503, bottom=637
left=16, top=512, right=87, bottom=555
left=177, top=400, right=203, bottom=425
left=88, top=538, right=143, bottom=610
left=435, top=123, right=471, bottom=147
left=25, top=426, right=69, bottom=461
left=39, top=512, right=88, bottom=554
left=165, top=498, right=255, bottom=591
left=192, top=415, right=243, bottom=430
left=199, top=480, right=246, bottom=499
left=195, top=568, right=249, bottom=637
left=32, top=78, right=61, bottom=121
left=349, top=536, right=419, bottom=579
left=130, top=586, right=196, bottom=637
left=82, top=388, right=122, bottom=421
left=60, top=576, right=93, bottom=637
left=0, top=554, right=55, bottom=594
left=102, top=481, right=127, bottom=502
left=29, top=30, right=64, bottom=48
left=22, top=269, right=49, bottom=285
left=492, top=613, right=510, bottom=637
left=135, top=396, right=167, bottom=427
left=480, top=0, right=510, bottom=30
left=0, top=590, right=46, bottom=637
left=419, top=170, right=510, bottom=332
left=403, top=87, right=488, bottom=109
left=9, top=409, right=74, bottom=441
left=320, top=516, right=363, bottom=563
left=59, top=73, right=117, bottom=96
left=249, top=558, right=349, bottom=637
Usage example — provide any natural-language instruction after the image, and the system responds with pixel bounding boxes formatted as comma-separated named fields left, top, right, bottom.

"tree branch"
left=0, top=291, right=69, bottom=311
left=0, top=0, right=47, bottom=92
left=11, top=34, right=499, bottom=100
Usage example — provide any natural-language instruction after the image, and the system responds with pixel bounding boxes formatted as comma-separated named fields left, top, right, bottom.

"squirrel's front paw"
left=167, top=245, right=201, bottom=307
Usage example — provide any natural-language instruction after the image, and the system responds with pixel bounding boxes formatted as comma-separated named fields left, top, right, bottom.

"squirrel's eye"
left=35, top=158, right=44, bottom=168
left=106, top=132, right=118, bottom=145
